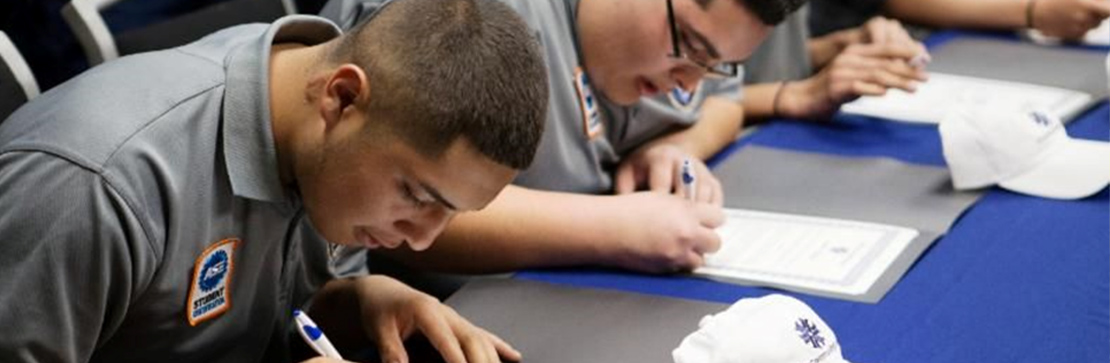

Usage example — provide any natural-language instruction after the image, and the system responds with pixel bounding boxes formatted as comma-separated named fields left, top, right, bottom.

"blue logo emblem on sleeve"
left=795, top=318, right=825, bottom=349
left=187, top=238, right=238, bottom=326
left=667, top=81, right=704, bottom=113
left=671, top=87, right=694, bottom=105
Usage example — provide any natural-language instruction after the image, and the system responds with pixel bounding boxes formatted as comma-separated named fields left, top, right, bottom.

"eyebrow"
left=684, top=25, right=720, bottom=60
left=418, top=181, right=458, bottom=211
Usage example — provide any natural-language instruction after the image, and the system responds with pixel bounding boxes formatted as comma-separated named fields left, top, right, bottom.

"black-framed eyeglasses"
left=665, top=0, right=739, bottom=78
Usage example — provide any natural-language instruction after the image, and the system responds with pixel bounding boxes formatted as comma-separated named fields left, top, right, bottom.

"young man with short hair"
left=0, top=0, right=547, bottom=362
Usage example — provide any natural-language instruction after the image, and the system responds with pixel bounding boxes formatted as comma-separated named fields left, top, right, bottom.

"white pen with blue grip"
left=294, top=309, right=344, bottom=360
left=681, top=158, right=696, bottom=201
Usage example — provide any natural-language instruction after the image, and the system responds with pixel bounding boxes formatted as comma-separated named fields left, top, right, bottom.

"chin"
left=309, top=223, right=348, bottom=246
left=606, top=88, right=641, bottom=106
left=614, top=95, right=642, bottom=106
left=591, top=78, right=635, bottom=106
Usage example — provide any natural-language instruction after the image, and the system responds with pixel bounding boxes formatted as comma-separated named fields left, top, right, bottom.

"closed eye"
left=400, top=182, right=433, bottom=208
left=681, top=31, right=708, bottom=61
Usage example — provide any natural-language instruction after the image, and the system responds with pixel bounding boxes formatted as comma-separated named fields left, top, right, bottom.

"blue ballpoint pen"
left=681, top=158, right=696, bottom=201
left=294, top=309, right=344, bottom=360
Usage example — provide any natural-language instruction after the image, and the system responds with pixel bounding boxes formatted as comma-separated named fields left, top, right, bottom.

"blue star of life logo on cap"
left=795, top=318, right=825, bottom=349
left=1031, top=111, right=1053, bottom=127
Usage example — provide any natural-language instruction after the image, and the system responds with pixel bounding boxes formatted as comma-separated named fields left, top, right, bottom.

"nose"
left=393, top=206, right=453, bottom=251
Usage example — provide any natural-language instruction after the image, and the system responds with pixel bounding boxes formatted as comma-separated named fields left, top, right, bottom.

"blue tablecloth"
left=517, top=34, right=1110, bottom=363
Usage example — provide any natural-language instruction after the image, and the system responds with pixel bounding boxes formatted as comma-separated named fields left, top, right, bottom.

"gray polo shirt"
left=322, top=0, right=743, bottom=194
left=0, top=16, right=342, bottom=363
left=808, top=0, right=886, bottom=37
left=743, top=4, right=814, bottom=84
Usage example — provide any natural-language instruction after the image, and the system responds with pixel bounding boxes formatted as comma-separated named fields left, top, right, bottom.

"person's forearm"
left=885, top=0, right=1028, bottom=30
left=649, top=96, right=745, bottom=159
left=377, top=186, right=632, bottom=273
left=740, top=82, right=785, bottom=120
left=742, top=80, right=824, bottom=121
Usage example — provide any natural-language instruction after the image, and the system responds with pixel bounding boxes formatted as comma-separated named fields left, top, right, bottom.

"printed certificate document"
left=839, top=72, right=1093, bottom=124
left=1028, top=18, right=1110, bottom=46
left=695, top=209, right=919, bottom=301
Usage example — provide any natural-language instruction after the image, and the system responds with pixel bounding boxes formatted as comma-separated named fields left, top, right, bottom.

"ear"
left=319, top=64, right=370, bottom=130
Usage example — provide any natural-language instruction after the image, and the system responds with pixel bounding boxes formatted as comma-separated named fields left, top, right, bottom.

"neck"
left=575, top=0, right=606, bottom=84
left=268, top=42, right=319, bottom=188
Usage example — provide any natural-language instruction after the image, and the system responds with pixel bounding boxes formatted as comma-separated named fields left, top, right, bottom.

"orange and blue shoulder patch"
left=573, top=67, right=603, bottom=139
left=187, top=238, right=238, bottom=326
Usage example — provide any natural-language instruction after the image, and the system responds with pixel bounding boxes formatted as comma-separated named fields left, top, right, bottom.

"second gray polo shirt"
left=743, top=4, right=814, bottom=84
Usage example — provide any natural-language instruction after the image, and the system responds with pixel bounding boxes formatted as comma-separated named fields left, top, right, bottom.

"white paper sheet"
left=839, top=72, right=1093, bottom=124
left=1085, top=19, right=1110, bottom=45
left=1027, top=18, right=1110, bottom=46
left=695, top=209, right=918, bottom=297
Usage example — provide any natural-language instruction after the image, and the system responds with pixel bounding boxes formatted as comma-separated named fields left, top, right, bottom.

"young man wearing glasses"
left=322, top=0, right=805, bottom=276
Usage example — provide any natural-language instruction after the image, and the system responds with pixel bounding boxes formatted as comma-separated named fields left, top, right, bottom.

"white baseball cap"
left=673, top=294, right=851, bottom=363
left=939, top=105, right=1110, bottom=200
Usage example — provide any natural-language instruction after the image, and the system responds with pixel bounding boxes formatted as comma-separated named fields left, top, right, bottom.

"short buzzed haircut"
left=697, top=0, right=809, bottom=26
left=333, top=0, right=548, bottom=170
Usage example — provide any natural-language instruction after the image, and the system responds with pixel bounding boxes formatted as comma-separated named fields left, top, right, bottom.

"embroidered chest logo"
left=667, top=81, right=703, bottom=113
left=187, top=238, right=238, bottom=326
left=573, top=67, right=603, bottom=139
left=795, top=317, right=825, bottom=349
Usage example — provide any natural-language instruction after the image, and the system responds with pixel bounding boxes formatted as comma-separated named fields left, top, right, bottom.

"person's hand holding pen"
left=295, top=310, right=352, bottom=363
left=614, top=143, right=723, bottom=205
left=680, top=158, right=697, bottom=202
left=357, top=276, right=520, bottom=363
left=301, top=275, right=520, bottom=363
left=606, top=143, right=724, bottom=273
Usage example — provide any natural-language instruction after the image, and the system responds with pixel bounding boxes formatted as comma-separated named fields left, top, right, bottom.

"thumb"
left=695, top=202, right=725, bottom=228
left=374, top=322, right=409, bottom=363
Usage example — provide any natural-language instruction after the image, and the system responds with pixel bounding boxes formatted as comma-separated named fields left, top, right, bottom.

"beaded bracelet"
left=772, top=81, right=788, bottom=117
left=1025, top=0, right=1038, bottom=29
